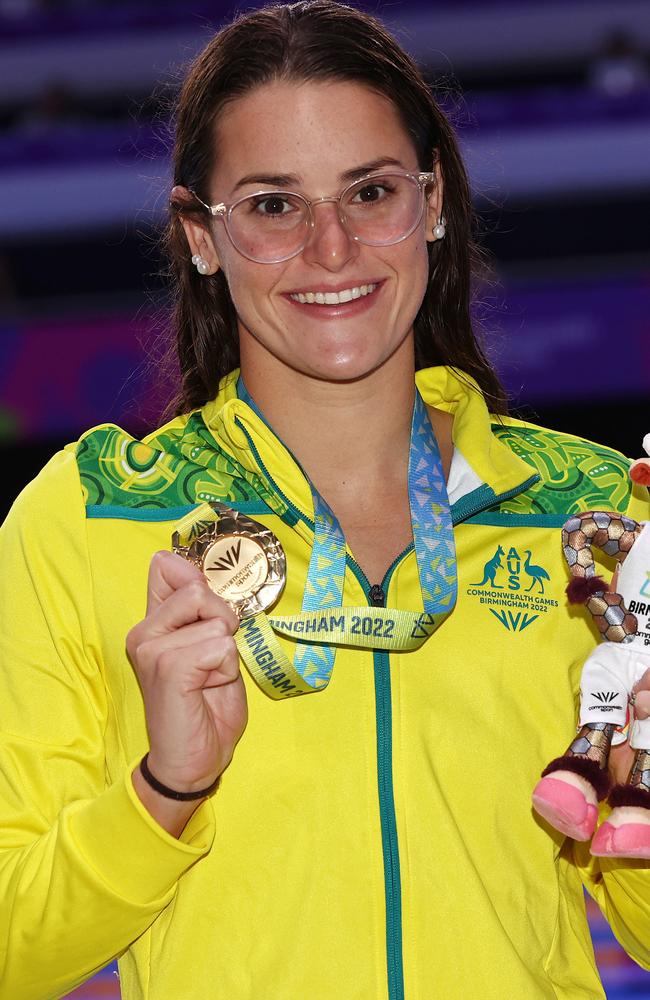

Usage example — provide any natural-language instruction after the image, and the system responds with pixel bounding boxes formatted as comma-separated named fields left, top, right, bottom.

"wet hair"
left=165, top=0, right=507, bottom=414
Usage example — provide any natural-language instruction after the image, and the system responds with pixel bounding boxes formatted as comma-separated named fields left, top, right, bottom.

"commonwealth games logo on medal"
left=204, top=535, right=270, bottom=601
left=172, top=502, right=286, bottom=619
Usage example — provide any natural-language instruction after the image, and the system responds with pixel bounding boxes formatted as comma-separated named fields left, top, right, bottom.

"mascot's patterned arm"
left=562, top=511, right=640, bottom=642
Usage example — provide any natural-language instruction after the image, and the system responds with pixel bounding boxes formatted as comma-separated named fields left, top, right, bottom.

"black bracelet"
left=139, top=753, right=220, bottom=802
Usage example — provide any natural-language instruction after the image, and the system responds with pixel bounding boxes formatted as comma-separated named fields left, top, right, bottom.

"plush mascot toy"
left=532, top=434, right=650, bottom=857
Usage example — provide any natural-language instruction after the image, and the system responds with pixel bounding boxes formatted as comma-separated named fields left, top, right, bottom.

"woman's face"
left=184, top=79, right=441, bottom=383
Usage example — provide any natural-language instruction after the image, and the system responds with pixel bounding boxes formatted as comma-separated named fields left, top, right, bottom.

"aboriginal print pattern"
left=490, top=425, right=632, bottom=515
left=77, top=413, right=292, bottom=518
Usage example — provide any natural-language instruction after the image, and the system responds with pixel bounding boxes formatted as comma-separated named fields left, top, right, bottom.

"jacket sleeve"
left=574, top=848, right=650, bottom=970
left=573, top=480, right=650, bottom=969
left=0, top=449, right=215, bottom=999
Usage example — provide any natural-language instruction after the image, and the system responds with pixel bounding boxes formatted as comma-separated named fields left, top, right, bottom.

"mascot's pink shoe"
left=590, top=815, right=650, bottom=858
left=532, top=776, right=599, bottom=841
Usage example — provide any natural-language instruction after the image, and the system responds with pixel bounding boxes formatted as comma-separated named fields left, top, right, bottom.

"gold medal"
left=172, top=502, right=286, bottom=619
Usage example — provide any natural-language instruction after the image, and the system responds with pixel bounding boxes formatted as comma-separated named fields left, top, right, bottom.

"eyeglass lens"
left=228, top=174, right=425, bottom=263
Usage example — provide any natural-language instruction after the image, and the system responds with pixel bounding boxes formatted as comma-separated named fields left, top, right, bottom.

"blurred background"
left=0, top=0, right=648, bottom=997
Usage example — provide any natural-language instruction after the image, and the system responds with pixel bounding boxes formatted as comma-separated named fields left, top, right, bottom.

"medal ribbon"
left=174, top=387, right=457, bottom=699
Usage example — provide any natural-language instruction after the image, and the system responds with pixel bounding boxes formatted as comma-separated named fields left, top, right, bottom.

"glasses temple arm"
left=186, top=190, right=227, bottom=217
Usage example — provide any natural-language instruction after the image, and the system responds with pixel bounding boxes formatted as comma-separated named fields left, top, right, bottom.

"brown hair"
left=165, top=0, right=507, bottom=414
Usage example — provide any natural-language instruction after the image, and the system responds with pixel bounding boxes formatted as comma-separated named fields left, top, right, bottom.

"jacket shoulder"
left=75, top=412, right=275, bottom=515
left=490, top=416, right=638, bottom=516
left=5, top=444, right=85, bottom=524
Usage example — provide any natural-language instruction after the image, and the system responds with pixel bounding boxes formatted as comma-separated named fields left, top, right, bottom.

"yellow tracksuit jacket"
left=1, top=366, right=649, bottom=1000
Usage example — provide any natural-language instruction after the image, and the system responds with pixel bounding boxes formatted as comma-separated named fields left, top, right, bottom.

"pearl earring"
left=191, top=253, right=210, bottom=275
left=433, top=216, right=447, bottom=240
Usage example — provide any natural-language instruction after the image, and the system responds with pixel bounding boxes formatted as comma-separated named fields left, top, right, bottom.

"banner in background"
left=1, top=272, right=648, bottom=443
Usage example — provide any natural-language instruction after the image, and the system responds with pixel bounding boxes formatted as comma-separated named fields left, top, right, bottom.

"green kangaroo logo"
left=473, top=545, right=505, bottom=588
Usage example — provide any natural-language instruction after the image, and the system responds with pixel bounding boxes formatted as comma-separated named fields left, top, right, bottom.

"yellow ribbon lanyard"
left=173, top=391, right=457, bottom=699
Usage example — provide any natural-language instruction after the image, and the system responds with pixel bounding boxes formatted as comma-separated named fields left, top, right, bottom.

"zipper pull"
left=368, top=584, right=385, bottom=607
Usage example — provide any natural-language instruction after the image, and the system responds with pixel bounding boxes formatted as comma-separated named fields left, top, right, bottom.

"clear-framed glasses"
left=189, top=170, right=437, bottom=264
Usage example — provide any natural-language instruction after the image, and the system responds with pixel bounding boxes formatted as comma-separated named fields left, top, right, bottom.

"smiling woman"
left=1, top=3, right=650, bottom=1000
left=175, top=80, right=439, bottom=392
left=164, top=1, right=505, bottom=417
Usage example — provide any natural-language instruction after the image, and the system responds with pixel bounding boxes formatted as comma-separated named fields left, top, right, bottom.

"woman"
left=1, top=3, right=649, bottom=998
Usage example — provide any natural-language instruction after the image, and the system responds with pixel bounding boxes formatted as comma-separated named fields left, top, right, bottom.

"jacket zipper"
left=369, top=579, right=404, bottom=1000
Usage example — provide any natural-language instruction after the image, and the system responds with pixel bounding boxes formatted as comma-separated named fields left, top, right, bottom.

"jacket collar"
left=415, top=367, right=537, bottom=504
left=200, top=367, right=537, bottom=526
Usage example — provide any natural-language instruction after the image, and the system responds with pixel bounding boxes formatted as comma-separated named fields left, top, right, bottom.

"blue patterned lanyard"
left=236, top=377, right=457, bottom=688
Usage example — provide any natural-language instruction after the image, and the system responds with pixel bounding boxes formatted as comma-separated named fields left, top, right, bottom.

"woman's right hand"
left=126, top=551, right=247, bottom=834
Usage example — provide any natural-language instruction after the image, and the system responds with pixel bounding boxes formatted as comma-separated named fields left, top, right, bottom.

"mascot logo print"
left=586, top=690, right=623, bottom=711
left=466, top=544, right=559, bottom=632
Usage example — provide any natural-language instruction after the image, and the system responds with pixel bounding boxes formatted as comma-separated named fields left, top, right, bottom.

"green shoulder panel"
left=76, top=412, right=289, bottom=517
left=490, top=423, right=632, bottom=515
